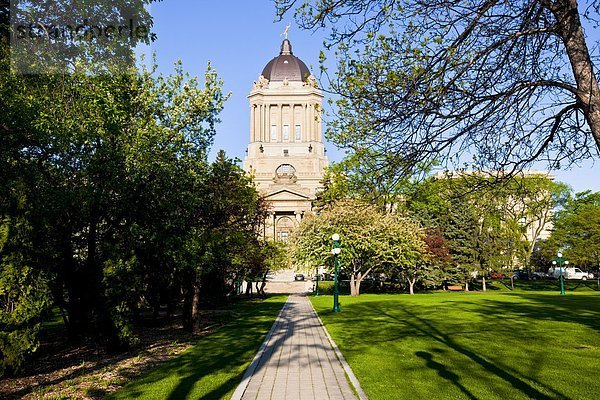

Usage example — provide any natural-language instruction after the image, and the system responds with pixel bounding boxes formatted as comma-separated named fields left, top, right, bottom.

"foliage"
left=0, top=48, right=278, bottom=373
left=405, top=173, right=566, bottom=289
left=540, top=191, right=600, bottom=271
left=276, top=0, right=600, bottom=178
left=290, top=200, right=425, bottom=295
left=0, top=218, right=52, bottom=374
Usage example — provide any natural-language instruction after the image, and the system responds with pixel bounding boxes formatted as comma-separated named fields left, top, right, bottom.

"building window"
left=295, top=124, right=301, bottom=140
left=276, top=164, right=296, bottom=176
left=270, top=125, right=277, bottom=141
left=283, top=149, right=289, bottom=157
left=283, top=125, right=289, bottom=140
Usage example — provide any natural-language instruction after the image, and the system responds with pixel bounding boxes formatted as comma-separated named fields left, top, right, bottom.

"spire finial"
left=280, top=24, right=290, bottom=40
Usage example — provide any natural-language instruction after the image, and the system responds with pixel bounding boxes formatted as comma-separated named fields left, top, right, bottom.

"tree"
left=496, top=176, right=570, bottom=267
left=541, top=191, right=600, bottom=274
left=277, top=0, right=600, bottom=176
left=191, top=150, right=268, bottom=321
left=421, top=228, right=453, bottom=290
left=0, top=58, right=228, bottom=370
left=290, top=200, right=425, bottom=295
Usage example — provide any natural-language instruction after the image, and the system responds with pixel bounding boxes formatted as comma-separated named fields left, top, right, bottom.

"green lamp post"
left=331, top=233, right=341, bottom=313
left=314, top=266, right=320, bottom=297
left=552, top=251, right=569, bottom=296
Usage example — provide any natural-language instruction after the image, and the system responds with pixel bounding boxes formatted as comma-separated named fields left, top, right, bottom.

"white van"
left=551, top=267, right=593, bottom=280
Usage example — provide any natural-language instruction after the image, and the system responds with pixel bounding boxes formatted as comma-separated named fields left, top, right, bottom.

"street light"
left=331, top=233, right=341, bottom=313
left=314, top=266, right=320, bottom=296
left=552, top=251, right=568, bottom=295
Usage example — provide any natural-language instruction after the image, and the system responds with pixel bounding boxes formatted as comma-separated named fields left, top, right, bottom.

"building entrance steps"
left=231, top=294, right=366, bottom=400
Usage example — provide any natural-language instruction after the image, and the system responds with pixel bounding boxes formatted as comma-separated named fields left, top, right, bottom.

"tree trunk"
left=190, top=282, right=201, bottom=329
left=350, top=273, right=361, bottom=296
left=465, top=280, right=469, bottom=292
left=259, top=272, right=268, bottom=298
left=482, top=276, right=487, bottom=292
left=182, top=282, right=194, bottom=331
left=550, top=0, right=600, bottom=151
left=408, top=278, right=415, bottom=295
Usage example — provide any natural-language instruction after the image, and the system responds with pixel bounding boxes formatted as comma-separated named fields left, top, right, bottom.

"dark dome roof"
left=261, top=39, right=311, bottom=82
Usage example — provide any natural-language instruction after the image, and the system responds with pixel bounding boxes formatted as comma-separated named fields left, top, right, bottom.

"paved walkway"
left=232, top=294, right=361, bottom=400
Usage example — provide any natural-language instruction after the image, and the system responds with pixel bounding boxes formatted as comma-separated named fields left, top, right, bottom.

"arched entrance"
left=276, top=216, right=296, bottom=242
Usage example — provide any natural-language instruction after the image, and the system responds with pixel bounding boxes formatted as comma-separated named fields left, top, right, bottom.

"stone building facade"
left=243, top=39, right=328, bottom=241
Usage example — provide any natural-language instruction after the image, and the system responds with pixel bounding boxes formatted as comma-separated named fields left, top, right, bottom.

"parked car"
left=551, top=267, right=593, bottom=280
left=294, top=273, right=305, bottom=281
left=489, top=272, right=507, bottom=279
left=531, top=271, right=549, bottom=280
left=512, top=270, right=530, bottom=280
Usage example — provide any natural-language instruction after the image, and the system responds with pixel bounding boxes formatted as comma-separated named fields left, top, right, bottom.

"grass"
left=107, top=295, right=287, bottom=400
left=315, top=278, right=600, bottom=295
left=311, top=291, right=600, bottom=400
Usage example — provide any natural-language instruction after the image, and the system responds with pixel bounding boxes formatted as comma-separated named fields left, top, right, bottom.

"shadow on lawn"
left=415, top=350, right=477, bottom=400
left=108, top=297, right=287, bottom=400
left=318, top=294, right=591, bottom=400
left=395, top=306, right=558, bottom=400
left=474, top=292, right=600, bottom=332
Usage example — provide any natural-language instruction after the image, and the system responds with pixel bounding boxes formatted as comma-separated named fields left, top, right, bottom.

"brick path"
left=231, top=294, right=361, bottom=400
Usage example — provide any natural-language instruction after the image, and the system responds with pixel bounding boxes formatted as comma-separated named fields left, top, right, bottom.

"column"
left=272, top=213, right=277, bottom=239
left=266, top=104, right=270, bottom=142
left=290, top=104, right=295, bottom=142
left=304, top=103, right=309, bottom=143
left=250, top=104, right=255, bottom=142
left=309, top=103, right=315, bottom=142
left=257, top=105, right=262, bottom=142
left=279, top=103, right=283, bottom=142
left=316, top=103, right=322, bottom=142
left=294, top=211, right=303, bottom=223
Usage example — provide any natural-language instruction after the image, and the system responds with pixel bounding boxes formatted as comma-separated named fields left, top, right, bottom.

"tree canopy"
left=540, top=191, right=600, bottom=271
left=276, top=0, right=600, bottom=176
left=290, top=200, right=425, bottom=295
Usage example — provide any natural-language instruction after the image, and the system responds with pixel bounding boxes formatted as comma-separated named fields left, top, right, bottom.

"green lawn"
left=108, top=295, right=287, bottom=400
left=311, top=292, right=600, bottom=400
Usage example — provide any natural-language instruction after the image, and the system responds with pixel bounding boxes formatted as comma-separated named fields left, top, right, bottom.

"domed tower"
left=244, top=38, right=328, bottom=241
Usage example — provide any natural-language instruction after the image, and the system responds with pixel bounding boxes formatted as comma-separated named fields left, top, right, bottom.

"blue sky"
left=147, top=0, right=600, bottom=193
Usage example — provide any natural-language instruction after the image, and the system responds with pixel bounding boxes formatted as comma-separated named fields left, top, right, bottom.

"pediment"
left=265, top=189, right=311, bottom=201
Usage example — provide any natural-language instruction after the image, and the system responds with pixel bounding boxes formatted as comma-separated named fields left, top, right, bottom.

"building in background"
left=243, top=38, right=328, bottom=242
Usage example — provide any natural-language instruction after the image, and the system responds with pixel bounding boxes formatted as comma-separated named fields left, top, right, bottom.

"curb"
left=230, top=295, right=290, bottom=400
left=308, top=298, right=369, bottom=400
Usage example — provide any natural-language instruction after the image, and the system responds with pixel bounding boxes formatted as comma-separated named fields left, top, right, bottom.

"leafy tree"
left=497, top=177, right=571, bottom=267
left=191, top=150, right=268, bottom=323
left=541, top=191, right=600, bottom=274
left=313, top=165, right=352, bottom=212
left=277, top=0, right=600, bottom=176
left=0, top=218, right=52, bottom=375
left=439, top=199, right=480, bottom=291
left=420, top=228, right=453, bottom=290
left=0, top=59, right=228, bottom=370
left=291, top=200, right=425, bottom=295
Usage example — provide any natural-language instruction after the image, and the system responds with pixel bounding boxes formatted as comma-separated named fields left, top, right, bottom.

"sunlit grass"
left=312, top=292, right=600, bottom=400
